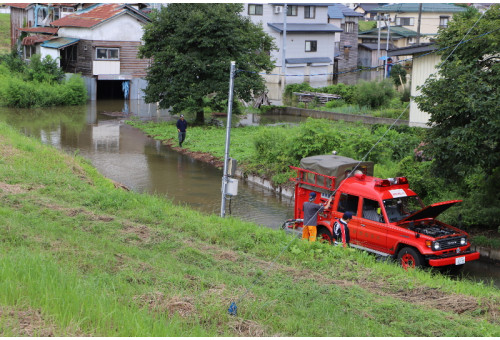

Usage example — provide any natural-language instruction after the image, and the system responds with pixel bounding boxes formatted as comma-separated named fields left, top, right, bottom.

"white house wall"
left=409, top=53, right=441, bottom=127
left=58, top=14, right=145, bottom=41
left=40, top=46, right=61, bottom=66
left=244, top=4, right=334, bottom=66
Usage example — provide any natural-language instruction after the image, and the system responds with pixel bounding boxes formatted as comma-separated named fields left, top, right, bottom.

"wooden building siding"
left=10, top=7, right=26, bottom=49
left=63, top=40, right=149, bottom=77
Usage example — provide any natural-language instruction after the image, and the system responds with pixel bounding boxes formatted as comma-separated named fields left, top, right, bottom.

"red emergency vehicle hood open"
left=396, top=200, right=462, bottom=224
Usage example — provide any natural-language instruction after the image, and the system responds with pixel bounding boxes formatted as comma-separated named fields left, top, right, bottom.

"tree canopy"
left=415, top=5, right=500, bottom=180
left=139, top=3, right=275, bottom=123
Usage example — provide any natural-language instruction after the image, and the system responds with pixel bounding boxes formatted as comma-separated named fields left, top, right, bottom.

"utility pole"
left=281, top=4, right=287, bottom=89
left=377, top=13, right=381, bottom=76
left=416, top=3, right=423, bottom=44
left=385, top=15, right=391, bottom=78
left=220, top=61, right=236, bottom=218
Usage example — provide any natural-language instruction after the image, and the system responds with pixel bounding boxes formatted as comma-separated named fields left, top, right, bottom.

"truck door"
left=336, top=193, right=360, bottom=245
left=358, top=198, right=388, bottom=253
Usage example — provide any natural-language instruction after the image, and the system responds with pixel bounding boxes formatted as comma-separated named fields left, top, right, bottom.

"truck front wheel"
left=397, top=247, right=423, bottom=270
left=317, top=227, right=333, bottom=244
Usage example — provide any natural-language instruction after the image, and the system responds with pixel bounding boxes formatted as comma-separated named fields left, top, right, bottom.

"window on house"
left=96, top=47, right=119, bottom=60
left=408, top=37, right=416, bottom=45
left=287, top=5, right=297, bottom=16
left=53, top=7, right=60, bottom=20
left=396, top=17, right=414, bottom=26
left=248, top=4, right=263, bottom=15
left=304, top=6, right=315, bottom=19
left=24, top=45, right=36, bottom=59
left=345, top=21, right=355, bottom=33
left=440, top=16, right=450, bottom=27
left=305, top=40, right=317, bottom=52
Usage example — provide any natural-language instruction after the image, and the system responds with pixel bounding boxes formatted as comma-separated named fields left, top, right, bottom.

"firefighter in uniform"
left=302, top=192, right=333, bottom=242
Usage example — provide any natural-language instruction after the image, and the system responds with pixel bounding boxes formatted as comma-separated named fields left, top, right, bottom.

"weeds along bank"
left=0, top=121, right=499, bottom=336
left=0, top=53, right=87, bottom=108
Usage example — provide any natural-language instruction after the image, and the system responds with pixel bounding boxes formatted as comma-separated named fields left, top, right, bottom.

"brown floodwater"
left=0, top=99, right=498, bottom=288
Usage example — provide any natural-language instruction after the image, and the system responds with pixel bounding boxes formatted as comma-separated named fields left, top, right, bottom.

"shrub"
left=1, top=74, right=87, bottom=108
left=324, top=99, right=346, bottom=109
left=390, top=64, right=407, bottom=86
left=354, top=79, right=396, bottom=109
left=25, top=54, right=65, bottom=84
left=318, top=83, right=356, bottom=103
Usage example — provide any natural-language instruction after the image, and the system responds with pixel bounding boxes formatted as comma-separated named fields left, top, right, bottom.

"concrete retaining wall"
left=268, top=106, right=409, bottom=126
left=471, top=245, right=500, bottom=262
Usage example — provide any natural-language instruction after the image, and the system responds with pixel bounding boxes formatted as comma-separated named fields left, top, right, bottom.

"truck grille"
left=436, top=237, right=461, bottom=250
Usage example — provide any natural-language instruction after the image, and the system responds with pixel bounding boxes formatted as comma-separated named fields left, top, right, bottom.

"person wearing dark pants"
left=334, top=211, right=352, bottom=247
left=176, top=114, right=187, bottom=147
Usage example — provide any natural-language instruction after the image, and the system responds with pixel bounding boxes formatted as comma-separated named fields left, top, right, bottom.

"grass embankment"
left=1, top=120, right=498, bottom=336
left=0, top=14, right=9, bottom=54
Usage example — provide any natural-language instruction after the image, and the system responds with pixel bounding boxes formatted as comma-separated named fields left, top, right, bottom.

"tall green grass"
left=0, top=121, right=499, bottom=336
left=0, top=13, right=9, bottom=54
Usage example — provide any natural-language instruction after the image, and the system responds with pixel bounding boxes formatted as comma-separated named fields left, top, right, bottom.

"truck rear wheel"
left=397, top=247, right=423, bottom=270
left=317, top=227, right=333, bottom=244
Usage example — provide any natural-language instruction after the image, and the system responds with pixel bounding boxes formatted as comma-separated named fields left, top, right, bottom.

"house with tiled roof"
left=372, top=3, right=466, bottom=42
left=5, top=3, right=84, bottom=51
left=5, top=3, right=151, bottom=100
left=46, top=3, right=152, bottom=100
left=241, top=3, right=342, bottom=91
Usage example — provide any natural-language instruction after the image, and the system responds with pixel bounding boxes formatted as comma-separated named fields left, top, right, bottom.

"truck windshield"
left=383, top=196, right=424, bottom=223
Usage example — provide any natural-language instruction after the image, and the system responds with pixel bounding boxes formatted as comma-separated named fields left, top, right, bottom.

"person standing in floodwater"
left=176, top=114, right=187, bottom=147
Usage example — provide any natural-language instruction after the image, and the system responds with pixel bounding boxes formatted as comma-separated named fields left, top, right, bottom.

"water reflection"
left=0, top=100, right=294, bottom=228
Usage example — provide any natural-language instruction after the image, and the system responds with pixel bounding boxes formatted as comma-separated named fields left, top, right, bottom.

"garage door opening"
left=97, top=80, right=129, bottom=99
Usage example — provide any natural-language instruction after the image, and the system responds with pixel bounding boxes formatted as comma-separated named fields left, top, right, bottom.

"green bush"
left=1, top=74, right=87, bottom=108
left=390, top=64, right=407, bottom=86
left=0, top=50, right=26, bottom=73
left=354, top=79, right=396, bottom=108
left=325, top=99, right=346, bottom=109
left=318, top=83, right=356, bottom=103
left=26, top=54, right=65, bottom=84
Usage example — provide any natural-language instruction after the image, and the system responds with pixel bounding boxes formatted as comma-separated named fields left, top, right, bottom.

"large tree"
left=415, top=5, right=500, bottom=180
left=139, top=3, right=275, bottom=123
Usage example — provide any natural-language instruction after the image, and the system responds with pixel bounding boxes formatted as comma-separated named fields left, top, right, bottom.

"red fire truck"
left=282, top=154, right=480, bottom=269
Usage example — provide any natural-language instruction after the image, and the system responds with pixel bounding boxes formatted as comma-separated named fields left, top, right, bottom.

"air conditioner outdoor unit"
left=274, top=6, right=283, bottom=14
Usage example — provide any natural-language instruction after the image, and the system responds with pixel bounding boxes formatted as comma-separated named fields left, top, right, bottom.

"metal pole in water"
left=221, top=61, right=236, bottom=218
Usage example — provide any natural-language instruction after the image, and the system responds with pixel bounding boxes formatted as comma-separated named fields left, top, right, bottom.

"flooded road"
left=0, top=99, right=498, bottom=288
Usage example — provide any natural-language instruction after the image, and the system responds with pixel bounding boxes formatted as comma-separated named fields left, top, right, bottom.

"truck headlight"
left=432, top=242, right=440, bottom=250
left=460, top=237, right=467, bottom=246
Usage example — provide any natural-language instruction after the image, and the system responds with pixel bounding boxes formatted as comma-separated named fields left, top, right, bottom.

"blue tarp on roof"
left=41, top=37, right=80, bottom=49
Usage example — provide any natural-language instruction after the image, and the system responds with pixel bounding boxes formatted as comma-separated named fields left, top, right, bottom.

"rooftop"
left=49, top=3, right=150, bottom=28
left=359, top=26, right=419, bottom=38
left=372, top=3, right=467, bottom=13
left=328, top=4, right=364, bottom=19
